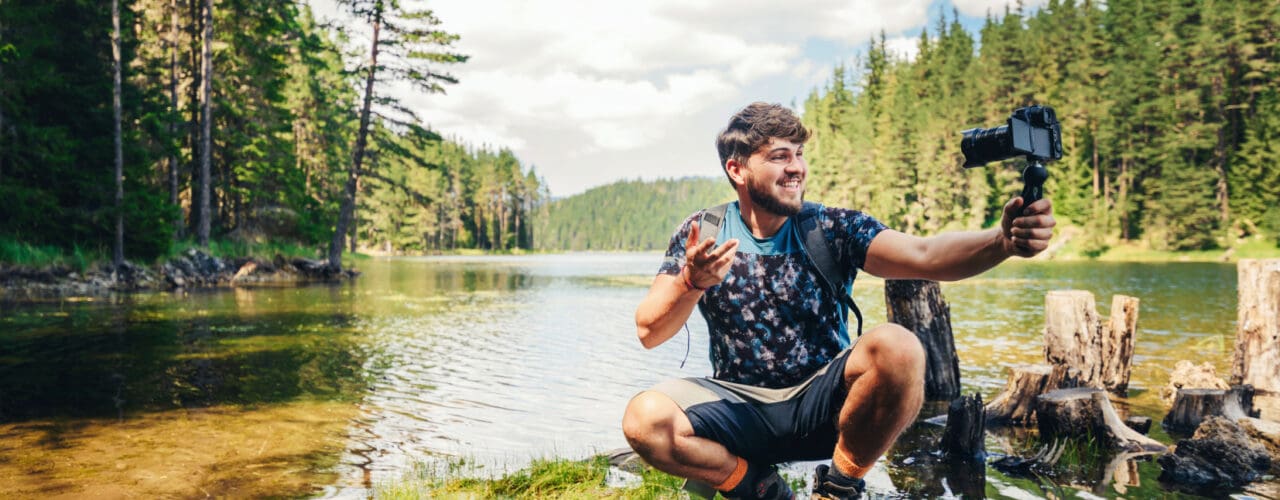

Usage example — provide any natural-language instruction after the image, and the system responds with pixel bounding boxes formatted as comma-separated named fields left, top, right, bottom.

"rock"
left=1158, top=416, right=1271, bottom=489
left=1161, top=360, right=1230, bottom=406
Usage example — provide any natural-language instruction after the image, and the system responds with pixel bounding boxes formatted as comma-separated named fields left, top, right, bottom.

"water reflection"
left=0, top=255, right=1262, bottom=498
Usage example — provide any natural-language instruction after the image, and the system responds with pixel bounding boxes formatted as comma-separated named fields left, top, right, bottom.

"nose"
left=786, top=155, right=806, bottom=175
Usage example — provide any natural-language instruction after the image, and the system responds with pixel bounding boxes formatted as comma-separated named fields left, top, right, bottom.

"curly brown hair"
left=715, top=102, right=810, bottom=187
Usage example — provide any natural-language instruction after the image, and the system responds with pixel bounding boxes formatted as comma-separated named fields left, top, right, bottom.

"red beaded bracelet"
left=682, top=266, right=708, bottom=291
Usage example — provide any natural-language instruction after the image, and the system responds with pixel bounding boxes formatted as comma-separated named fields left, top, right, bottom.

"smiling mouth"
left=781, top=178, right=802, bottom=189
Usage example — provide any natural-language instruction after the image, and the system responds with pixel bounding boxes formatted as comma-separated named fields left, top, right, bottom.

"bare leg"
left=622, top=391, right=739, bottom=485
left=834, top=323, right=926, bottom=472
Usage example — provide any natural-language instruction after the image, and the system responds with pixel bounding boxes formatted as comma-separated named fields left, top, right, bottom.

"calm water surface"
left=0, top=254, right=1263, bottom=498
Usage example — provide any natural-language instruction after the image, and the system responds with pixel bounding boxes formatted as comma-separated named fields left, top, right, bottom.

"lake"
left=0, top=254, right=1266, bottom=497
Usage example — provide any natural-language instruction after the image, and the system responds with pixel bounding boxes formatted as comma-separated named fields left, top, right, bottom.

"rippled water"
left=0, top=254, right=1265, bottom=498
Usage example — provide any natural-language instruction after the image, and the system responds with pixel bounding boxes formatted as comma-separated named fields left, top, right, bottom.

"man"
left=622, top=102, right=1056, bottom=499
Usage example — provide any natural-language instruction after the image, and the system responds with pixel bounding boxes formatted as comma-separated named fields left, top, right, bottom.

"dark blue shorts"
left=646, top=348, right=853, bottom=465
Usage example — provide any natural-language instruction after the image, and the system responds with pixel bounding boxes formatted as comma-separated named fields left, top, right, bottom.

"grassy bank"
left=377, top=456, right=687, bottom=499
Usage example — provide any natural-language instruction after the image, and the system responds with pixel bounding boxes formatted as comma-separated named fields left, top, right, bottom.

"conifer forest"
left=0, top=0, right=1276, bottom=263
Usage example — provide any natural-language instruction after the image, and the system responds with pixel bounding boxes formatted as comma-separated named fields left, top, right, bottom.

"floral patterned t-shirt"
left=659, top=202, right=887, bottom=388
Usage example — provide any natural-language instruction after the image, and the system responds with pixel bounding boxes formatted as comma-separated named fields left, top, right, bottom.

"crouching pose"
left=623, top=102, right=1055, bottom=499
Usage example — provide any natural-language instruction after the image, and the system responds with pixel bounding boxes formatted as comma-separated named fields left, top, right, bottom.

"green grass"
left=0, top=236, right=101, bottom=272
left=377, top=455, right=687, bottom=499
left=1051, top=227, right=1280, bottom=262
left=168, top=238, right=325, bottom=262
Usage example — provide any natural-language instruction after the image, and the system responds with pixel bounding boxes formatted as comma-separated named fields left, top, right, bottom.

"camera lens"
left=961, top=125, right=1015, bottom=167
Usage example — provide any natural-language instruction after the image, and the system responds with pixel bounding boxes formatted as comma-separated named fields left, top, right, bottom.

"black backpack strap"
left=795, top=202, right=864, bottom=337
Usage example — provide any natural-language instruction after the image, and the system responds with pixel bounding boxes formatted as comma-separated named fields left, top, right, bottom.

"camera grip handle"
left=1020, top=161, right=1048, bottom=210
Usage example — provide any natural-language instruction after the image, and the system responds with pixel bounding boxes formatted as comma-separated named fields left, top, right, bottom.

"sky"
left=311, top=0, right=1047, bottom=197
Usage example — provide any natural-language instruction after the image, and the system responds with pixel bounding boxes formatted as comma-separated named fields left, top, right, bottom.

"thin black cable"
left=679, top=323, right=691, bottom=368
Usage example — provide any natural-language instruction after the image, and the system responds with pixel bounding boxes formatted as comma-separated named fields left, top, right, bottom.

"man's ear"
left=725, top=158, right=745, bottom=187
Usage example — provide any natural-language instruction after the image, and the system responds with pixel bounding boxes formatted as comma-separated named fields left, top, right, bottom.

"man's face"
left=742, top=138, right=806, bottom=217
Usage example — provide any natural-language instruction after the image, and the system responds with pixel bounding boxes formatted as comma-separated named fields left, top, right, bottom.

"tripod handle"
left=1020, top=161, right=1048, bottom=210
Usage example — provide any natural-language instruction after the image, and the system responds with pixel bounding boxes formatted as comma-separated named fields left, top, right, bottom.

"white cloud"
left=885, top=35, right=921, bottom=62
left=310, top=0, right=983, bottom=195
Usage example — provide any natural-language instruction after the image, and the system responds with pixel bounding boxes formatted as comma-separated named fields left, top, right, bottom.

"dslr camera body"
left=960, top=105, right=1063, bottom=206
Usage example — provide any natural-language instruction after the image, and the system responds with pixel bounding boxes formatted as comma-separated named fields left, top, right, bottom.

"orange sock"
left=832, top=445, right=874, bottom=479
left=714, top=457, right=749, bottom=492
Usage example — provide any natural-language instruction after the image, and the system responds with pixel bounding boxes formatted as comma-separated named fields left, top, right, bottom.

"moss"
left=378, top=455, right=687, bottom=499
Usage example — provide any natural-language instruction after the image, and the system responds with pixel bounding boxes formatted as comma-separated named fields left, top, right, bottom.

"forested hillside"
left=0, top=0, right=542, bottom=266
left=803, top=0, right=1279, bottom=253
left=533, top=177, right=732, bottom=251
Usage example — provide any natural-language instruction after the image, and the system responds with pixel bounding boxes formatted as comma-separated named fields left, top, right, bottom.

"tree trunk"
left=329, top=7, right=381, bottom=270
left=197, top=0, right=212, bottom=247
left=111, top=0, right=124, bottom=270
left=941, top=393, right=985, bottom=461
left=1100, top=295, right=1139, bottom=394
left=1232, top=259, right=1280, bottom=394
left=169, top=0, right=181, bottom=239
left=884, top=279, right=961, bottom=400
left=1036, top=388, right=1167, bottom=452
left=186, top=0, right=200, bottom=237
left=1044, top=290, right=1104, bottom=388
left=985, top=364, right=1079, bottom=426
left=1164, top=386, right=1261, bottom=434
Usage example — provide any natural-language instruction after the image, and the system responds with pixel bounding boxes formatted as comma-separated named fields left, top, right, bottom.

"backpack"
left=697, top=201, right=865, bottom=337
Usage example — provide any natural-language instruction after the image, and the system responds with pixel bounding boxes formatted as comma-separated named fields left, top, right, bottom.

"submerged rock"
left=1158, top=416, right=1271, bottom=489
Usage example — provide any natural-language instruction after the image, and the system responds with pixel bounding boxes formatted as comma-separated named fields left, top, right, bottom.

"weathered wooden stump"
left=941, top=393, right=985, bottom=461
left=1124, top=416, right=1152, bottom=435
left=1232, top=259, right=1280, bottom=395
left=1036, top=387, right=1167, bottom=452
left=1163, top=385, right=1261, bottom=434
left=1043, top=291, right=1138, bottom=394
left=984, top=364, right=1078, bottom=426
left=885, top=279, right=960, bottom=400
left=1161, top=360, right=1230, bottom=406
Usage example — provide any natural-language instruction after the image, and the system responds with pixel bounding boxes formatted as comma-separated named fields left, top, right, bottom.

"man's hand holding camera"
left=1000, top=196, right=1056, bottom=258
left=682, top=224, right=739, bottom=291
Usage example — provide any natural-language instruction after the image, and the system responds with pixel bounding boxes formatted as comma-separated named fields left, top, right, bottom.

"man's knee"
left=860, top=323, right=926, bottom=381
left=622, top=391, right=680, bottom=455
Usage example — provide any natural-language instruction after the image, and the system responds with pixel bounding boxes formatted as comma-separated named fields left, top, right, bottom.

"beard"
left=746, top=174, right=803, bottom=217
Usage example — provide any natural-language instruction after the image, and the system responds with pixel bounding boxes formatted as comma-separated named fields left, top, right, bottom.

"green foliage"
left=0, top=236, right=100, bottom=272
left=533, top=177, right=734, bottom=251
left=801, top=0, right=1280, bottom=252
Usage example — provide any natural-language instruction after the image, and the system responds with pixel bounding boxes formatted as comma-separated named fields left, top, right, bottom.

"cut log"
left=885, top=279, right=960, bottom=400
left=1124, top=416, right=1152, bottom=435
left=1100, top=295, right=1139, bottom=394
left=941, top=393, right=985, bottom=461
left=1044, top=290, right=1104, bottom=389
left=1163, top=385, right=1261, bottom=434
left=1160, top=360, right=1230, bottom=406
left=1036, top=387, right=1167, bottom=452
left=1232, top=259, right=1280, bottom=395
left=984, top=364, right=1079, bottom=426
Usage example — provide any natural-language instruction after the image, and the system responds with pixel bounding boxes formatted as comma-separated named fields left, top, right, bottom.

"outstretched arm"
left=634, top=223, right=739, bottom=349
left=864, top=197, right=1055, bottom=281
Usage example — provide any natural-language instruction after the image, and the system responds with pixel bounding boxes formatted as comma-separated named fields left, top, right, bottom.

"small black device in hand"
left=959, top=105, right=1063, bottom=206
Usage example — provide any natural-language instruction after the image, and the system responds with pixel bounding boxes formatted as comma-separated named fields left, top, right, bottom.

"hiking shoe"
left=810, top=464, right=865, bottom=500
left=724, top=465, right=795, bottom=500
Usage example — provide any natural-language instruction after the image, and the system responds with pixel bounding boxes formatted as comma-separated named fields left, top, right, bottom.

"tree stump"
left=941, top=393, right=985, bottom=461
left=1043, top=291, right=1139, bottom=393
left=1164, top=385, right=1262, bottom=434
left=984, top=364, right=1079, bottom=426
left=1100, top=295, right=1139, bottom=394
left=1232, top=259, right=1280, bottom=395
left=885, top=279, right=960, bottom=400
left=1044, top=291, right=1104, bottom=388
left=1036, top=387, right=1167, bottom=452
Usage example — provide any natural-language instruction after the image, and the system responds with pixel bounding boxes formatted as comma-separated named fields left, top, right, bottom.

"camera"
left=959, top=105, right=1063, bottom=205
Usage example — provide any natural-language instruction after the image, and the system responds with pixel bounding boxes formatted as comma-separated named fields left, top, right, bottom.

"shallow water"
left=0, top=254, right=1270, bottom=498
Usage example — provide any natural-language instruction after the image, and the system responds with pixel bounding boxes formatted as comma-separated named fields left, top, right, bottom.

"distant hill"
left=533, top=177, right=734, bottom=251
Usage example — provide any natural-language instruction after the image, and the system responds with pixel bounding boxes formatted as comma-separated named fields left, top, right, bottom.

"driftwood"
left=940, top=393, right=985, bottom=461
left=1163, top=385, right=1261, bottom=434
left=1036, top=387, right=1167, bottom=452
left=885, top=279, right=960, bottom=400
left=1043, top=291, right=1139, bottom=393
left=1232, top=259, right=1280, bottom=395
left=984, top=364, right=1079, bottom=426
